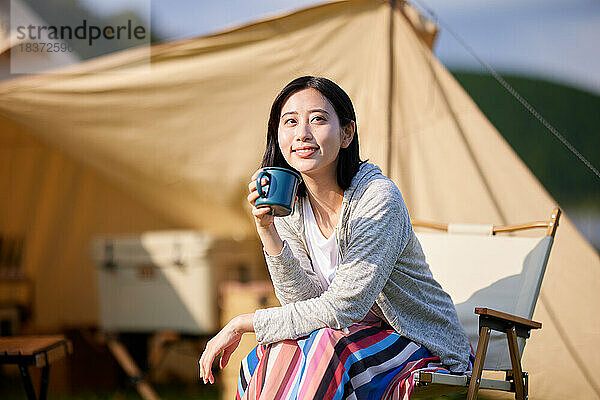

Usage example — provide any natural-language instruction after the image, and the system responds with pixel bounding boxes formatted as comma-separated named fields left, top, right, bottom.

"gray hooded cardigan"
left=253, top=162, right=471, bottom=373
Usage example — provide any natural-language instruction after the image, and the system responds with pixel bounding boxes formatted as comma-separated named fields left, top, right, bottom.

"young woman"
left=199, top=76, right=471, bottom=399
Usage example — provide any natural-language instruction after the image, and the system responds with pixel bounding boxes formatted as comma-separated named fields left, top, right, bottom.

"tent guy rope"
left=409, top=0, right=600, bottom=182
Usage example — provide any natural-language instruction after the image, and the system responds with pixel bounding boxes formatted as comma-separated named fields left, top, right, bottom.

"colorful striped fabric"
left=236, top=322, right=452, bottom=400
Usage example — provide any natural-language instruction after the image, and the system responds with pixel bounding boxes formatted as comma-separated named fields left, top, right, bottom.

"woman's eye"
left=312, top=116, right=325, bottom=122
left=284, top=118, right=296, bottom=125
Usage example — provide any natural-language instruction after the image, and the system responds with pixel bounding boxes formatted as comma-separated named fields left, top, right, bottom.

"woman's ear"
left=341, top=121, right=356, bottom=149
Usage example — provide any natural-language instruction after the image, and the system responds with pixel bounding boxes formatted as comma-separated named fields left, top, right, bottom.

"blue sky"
left=79, top=0, right=600, bottom=94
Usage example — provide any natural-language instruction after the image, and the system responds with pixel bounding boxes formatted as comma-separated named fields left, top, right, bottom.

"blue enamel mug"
left=255, top=167, right=302, bottom=217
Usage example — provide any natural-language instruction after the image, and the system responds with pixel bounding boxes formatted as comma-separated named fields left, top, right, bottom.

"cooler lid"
left=90, top=230, right=214, bottom=266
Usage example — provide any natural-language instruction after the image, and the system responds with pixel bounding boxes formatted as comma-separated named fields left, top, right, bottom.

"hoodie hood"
left=342, top=162, right=384, bottom=208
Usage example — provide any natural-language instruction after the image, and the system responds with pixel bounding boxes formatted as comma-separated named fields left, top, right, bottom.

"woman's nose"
left=296, top=121, right=313, bottom=141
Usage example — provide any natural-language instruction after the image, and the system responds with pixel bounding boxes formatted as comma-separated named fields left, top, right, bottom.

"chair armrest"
left=475, top=308, right=541, bottom=329
left=475, top=308, right=541, bottom=339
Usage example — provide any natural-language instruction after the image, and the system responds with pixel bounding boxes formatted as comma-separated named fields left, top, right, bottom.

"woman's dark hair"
left=261, top=76, right=365, bottom=197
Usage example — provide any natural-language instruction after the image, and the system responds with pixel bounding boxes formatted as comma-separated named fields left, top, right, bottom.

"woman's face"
left=278, top=88, right=353, bottom=177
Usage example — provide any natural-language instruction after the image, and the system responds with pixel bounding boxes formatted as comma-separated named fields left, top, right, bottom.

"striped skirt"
left=236, top=322, right=446, bottom=400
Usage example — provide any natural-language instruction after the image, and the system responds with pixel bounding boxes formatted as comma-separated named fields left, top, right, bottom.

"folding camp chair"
left=410, top=208, right=561, bottom=400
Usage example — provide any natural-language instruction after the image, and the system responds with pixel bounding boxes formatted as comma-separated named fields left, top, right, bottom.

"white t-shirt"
left=302, top=195, right=382, bottom=325
left=302, top=196, right=343, bottom=290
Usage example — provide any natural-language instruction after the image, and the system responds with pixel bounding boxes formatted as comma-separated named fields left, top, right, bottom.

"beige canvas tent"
left=0, top=0, right=598, bottom=398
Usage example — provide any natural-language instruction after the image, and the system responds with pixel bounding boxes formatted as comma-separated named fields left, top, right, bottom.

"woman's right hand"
left=248, top=168, right=275, bottom=229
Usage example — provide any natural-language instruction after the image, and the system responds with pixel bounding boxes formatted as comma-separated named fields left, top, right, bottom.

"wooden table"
left=0, top=335, right=72, bottom=400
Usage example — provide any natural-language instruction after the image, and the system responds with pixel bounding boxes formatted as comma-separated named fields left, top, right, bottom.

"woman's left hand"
left=199, top=313, right=254, bottom=384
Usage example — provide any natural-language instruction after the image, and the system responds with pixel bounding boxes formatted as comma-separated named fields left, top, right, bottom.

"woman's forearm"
left=257, top=224, right=284, bottom=256
left=233, top=313, right=255, bottom=334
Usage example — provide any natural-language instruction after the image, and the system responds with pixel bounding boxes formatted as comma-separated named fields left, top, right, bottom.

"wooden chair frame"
left=411, top=208, right=561, bottom=400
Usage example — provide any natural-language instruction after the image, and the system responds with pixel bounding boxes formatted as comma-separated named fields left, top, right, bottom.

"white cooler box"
left=91, top=230, right=217, bottom=334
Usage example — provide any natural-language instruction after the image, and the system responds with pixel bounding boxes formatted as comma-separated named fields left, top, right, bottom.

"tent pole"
left=386, top=0, right=396, bottom=177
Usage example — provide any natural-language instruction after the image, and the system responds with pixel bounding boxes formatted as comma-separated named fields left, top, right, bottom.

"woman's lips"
left=293, top=148, right=317, bottom=158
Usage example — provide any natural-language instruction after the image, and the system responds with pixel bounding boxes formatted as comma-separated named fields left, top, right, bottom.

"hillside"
left=451, top=71, right=600, bottom=212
